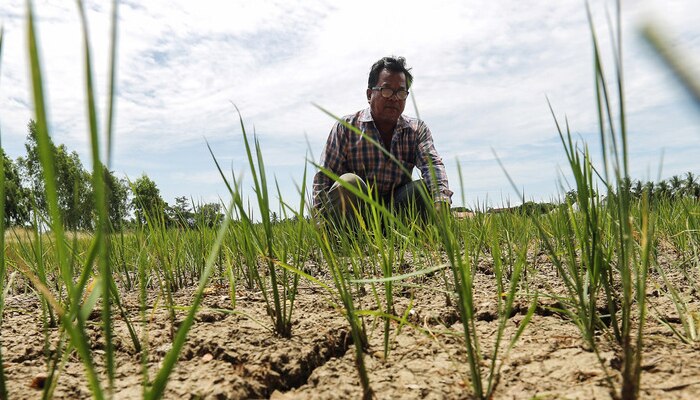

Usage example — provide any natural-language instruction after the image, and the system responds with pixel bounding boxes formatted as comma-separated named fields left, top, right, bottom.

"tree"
left=103, top=168, right=130, bottom=230
left=631, top=180, right=644, bottom=200
left=2, top=150, right=30, bottom=226
left=17, top=120, right=48, bottom=213
left=684, top=172, right=698, bottom=198
left=18, top=120, right=93, bottom=230
left=131, top=174, right=167, bottom=226
left=669, top=175, right=683, bottom=200
left=564, top=190, right=575, bottom=205
left=656, top=180, right=670, bottom=201
left=193, top=202, right=223, bottom=228
left=516, top=201, right=556, bottom=215
left=620, top=176, right=632, bottom=197
left=54, top=145, right=92, bottom=230
left=643, top=181, right=655, bottom=199
left=171, top=196, right=194, bottom=228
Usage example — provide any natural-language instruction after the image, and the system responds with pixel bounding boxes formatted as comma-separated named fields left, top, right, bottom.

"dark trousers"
left=322, top=173, right=431, bottom=224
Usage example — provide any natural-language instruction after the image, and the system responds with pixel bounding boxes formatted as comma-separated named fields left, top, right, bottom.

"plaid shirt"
left=313, top=107, right=453, bottom=208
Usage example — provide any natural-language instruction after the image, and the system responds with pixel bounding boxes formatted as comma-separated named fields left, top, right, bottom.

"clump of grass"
left=13, top=2, right=240, bottom=399
left=310, top=110, right=539, bottom=400
left=314, top=228, right=373, bottom=399
left=508, top=2, right=653, bottom=398
left=208, top=109, right=298, bottom=337
left=650, top=198, right=700, bottom=344
left=25, top=0, right=107, bottom=396
left=300, top=105, right=434, bottom=397
left=430, top=162, right=536, bottom=399
left=144, top=202, right=235, bottom=400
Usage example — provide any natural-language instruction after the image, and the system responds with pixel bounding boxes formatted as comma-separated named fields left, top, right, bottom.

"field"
left=2, top=1, right=700, bottom=399
left=2, top=195, right=700, bottom=400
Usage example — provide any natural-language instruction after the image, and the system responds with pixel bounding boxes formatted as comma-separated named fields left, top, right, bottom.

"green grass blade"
left=272, top=259, right=339, bottom=309
left=641, top=22, right=700, bottom=109
left=26, top=0, right=73, bottom=294
left=205, top=139, right=235, bottom=195
left=105, top=0, right=118, bottom=167
left=75, top=0, right=114, bottom=387
left=26, top=2, right=104, bottom=397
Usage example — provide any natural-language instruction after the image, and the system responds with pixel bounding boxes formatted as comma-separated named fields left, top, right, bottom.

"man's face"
left=367, top=69, right=407, bottom=128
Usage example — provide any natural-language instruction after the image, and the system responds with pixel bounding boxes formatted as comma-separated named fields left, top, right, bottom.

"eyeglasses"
left=371, top=86, right=409, bottom=100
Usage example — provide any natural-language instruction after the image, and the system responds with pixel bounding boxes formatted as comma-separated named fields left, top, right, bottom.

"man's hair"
left=368, top=56, right=413, bottom=89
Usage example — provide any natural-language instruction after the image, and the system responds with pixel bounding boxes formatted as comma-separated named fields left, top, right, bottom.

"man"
left=313, top=56, right=452, bottom=221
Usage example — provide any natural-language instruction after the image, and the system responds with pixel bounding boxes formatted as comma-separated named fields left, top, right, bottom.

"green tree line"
left=3, top=120, right=223, bottom=230
left=620, top=174, right=700, bottom=201
left=573, top=174, right=700, bottom=207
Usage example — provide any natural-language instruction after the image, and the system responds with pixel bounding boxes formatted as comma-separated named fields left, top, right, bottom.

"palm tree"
left=643, top=181, right=655, bottom=199
left=631, top=180, right=644, bottom=199
left=685, top=172, right=698, bottom=198
left=656, top=180, right=670, bottom=201
left=669, top=175, right=683, bottom=199
left=620, top=176, right=632, bottom=194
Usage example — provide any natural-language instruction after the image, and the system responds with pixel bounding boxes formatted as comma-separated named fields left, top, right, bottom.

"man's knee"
left=393, top=179, right=431, bottom=216
left=327, top=173, right=368, bottom=216
left=333, top=173, right=365, bottom=189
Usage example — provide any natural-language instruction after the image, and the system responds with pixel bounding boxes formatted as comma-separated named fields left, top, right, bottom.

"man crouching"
left=313, top=56, right=453, bottom=225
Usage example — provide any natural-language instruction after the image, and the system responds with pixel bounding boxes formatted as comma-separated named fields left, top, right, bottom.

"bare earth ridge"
left=3, top=246, right=699, bottom=399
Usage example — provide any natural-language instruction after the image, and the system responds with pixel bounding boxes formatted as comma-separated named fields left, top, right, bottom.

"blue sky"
left=0, top=0, right=698, bottom=216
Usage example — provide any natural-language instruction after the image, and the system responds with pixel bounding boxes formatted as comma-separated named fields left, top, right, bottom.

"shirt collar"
left=359, top=107, right=410, bottom=130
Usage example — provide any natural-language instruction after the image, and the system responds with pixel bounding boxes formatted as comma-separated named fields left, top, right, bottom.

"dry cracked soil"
left=3, top=245, right=700, bottom=399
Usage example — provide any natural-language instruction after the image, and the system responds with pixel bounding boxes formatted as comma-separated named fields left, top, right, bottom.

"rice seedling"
left=25, top=0, right=106, bottom=396
left=2, top=0, right=698, bottom=398
left=657, top=198, right=700, bottom=269
left=307, top=219, right=373, bottom=400
left=272, top=168, right=310, bottom=325
left=500, top=3, right=654, bottom=398
left=6, top=2, right=238, bottom=399
left=649, top=198, right=700, bottom=344
left=229, top=214, right=259, bottom=290
left=75, top=0, right=116, bottom=386
left=585, top=5, right=652, bottom=398
left=144, top=201, right=235, bottom=400
left=483, top=213, right=538, bottom=393
left=208, top=110, right=298, bottom=337
left=356, top=192, right=397, bottom=360
left=129, top=196, right=177, bottom=338
left=428, top=162, right=536, bottom=399
left=110, top=228, right=135, bottom=291
left=653, top=259, right=700, bottom=343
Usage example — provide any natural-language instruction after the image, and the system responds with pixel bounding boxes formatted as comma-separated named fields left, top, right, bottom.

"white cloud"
left=0, top=0, right=698, bottom=209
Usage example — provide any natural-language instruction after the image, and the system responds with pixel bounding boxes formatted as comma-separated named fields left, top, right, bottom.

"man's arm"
left=415, top=121, right=453, bottom=205
left=312, top=121, right=347, bottom=209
